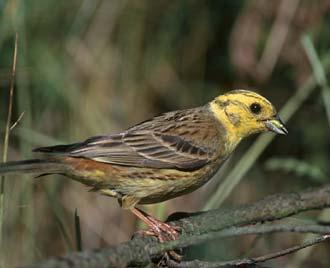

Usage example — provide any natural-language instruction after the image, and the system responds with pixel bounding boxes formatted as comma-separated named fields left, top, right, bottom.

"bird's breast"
left=136, top=156, right=226, bottom=204
left=60, top=154, right=226, bottom=205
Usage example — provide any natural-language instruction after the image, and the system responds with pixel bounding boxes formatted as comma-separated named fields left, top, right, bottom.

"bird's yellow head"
left=210, top=90, right=287, bottom=146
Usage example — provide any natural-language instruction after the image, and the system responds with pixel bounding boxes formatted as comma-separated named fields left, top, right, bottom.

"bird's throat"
left=209, top=101, right=243, bottom=152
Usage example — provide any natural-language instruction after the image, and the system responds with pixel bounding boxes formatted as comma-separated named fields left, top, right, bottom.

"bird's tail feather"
left=0, top=159, right=66, bottom=176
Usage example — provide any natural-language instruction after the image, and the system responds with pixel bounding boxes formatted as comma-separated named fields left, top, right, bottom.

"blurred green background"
left=1, top=0, right=330, bottom=267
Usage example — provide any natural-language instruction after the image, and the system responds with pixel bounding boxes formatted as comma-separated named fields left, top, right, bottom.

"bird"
left=0, top=89, right=287, bottom=241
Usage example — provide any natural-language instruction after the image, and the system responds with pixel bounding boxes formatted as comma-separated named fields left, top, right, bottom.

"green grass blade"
left=301, top=34, right=330, bottom=126
left=0, top=33, right=18, bottom=267
left=74, top=209, right=82, bottom=251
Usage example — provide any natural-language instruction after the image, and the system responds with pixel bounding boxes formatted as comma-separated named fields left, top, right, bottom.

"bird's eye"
left=250, top=103, right=262, bottom=114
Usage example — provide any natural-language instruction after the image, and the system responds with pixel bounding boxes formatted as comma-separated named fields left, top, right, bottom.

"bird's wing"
left=33, top=107, right=222, bottom=171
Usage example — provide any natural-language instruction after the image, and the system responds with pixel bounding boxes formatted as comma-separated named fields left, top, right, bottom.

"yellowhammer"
left=0, top=90, right=287, bottom=241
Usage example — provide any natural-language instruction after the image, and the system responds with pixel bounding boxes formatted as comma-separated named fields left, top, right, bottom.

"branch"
left=25, top=184, right=330, bottom=268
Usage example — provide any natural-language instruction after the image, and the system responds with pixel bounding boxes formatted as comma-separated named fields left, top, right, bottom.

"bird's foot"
left=134, top=222, right=182, bottom=262
left=146, top=215, right=181, bottom=241
left=131, top=207, right=182, bottom=262
left=151, top=224, right=182, bottom=263
left=131, top=207, right=181, bottom=241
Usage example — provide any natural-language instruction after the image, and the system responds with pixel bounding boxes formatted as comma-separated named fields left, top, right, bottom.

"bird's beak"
left=264, top=116, right=288, bottom=135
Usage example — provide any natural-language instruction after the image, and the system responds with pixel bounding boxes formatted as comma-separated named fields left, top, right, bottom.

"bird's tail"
left=0, top=159, right=66, bottom=176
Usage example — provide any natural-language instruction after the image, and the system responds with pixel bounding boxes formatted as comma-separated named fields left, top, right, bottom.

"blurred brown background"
left=1, top=0, right=330, bottom=267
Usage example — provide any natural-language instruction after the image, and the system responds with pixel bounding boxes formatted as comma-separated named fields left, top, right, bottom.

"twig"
left=245, top=235, right=329, bottom=264
left=203, top=222, right=330, bottom=239
left=167, top=235, right=329, bottom=267
left=10, top=111, right=25, bottom=131
left=149, top=220, right=330, bottom=254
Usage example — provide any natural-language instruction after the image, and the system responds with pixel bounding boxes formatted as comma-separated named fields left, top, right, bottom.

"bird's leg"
left=131, top=207, right=182, bottom=263
left=131, top=207, right=180, bottom=241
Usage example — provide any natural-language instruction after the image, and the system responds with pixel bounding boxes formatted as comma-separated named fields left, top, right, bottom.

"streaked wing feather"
left=34, top=107, right=220, bottom=171
left=68, top=131, right=211, bottom=170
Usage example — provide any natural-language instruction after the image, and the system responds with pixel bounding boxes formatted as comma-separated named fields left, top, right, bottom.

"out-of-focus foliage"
left=265, top=157, right=327, bottom=183
left=1, top=0, right=330, bottom=267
